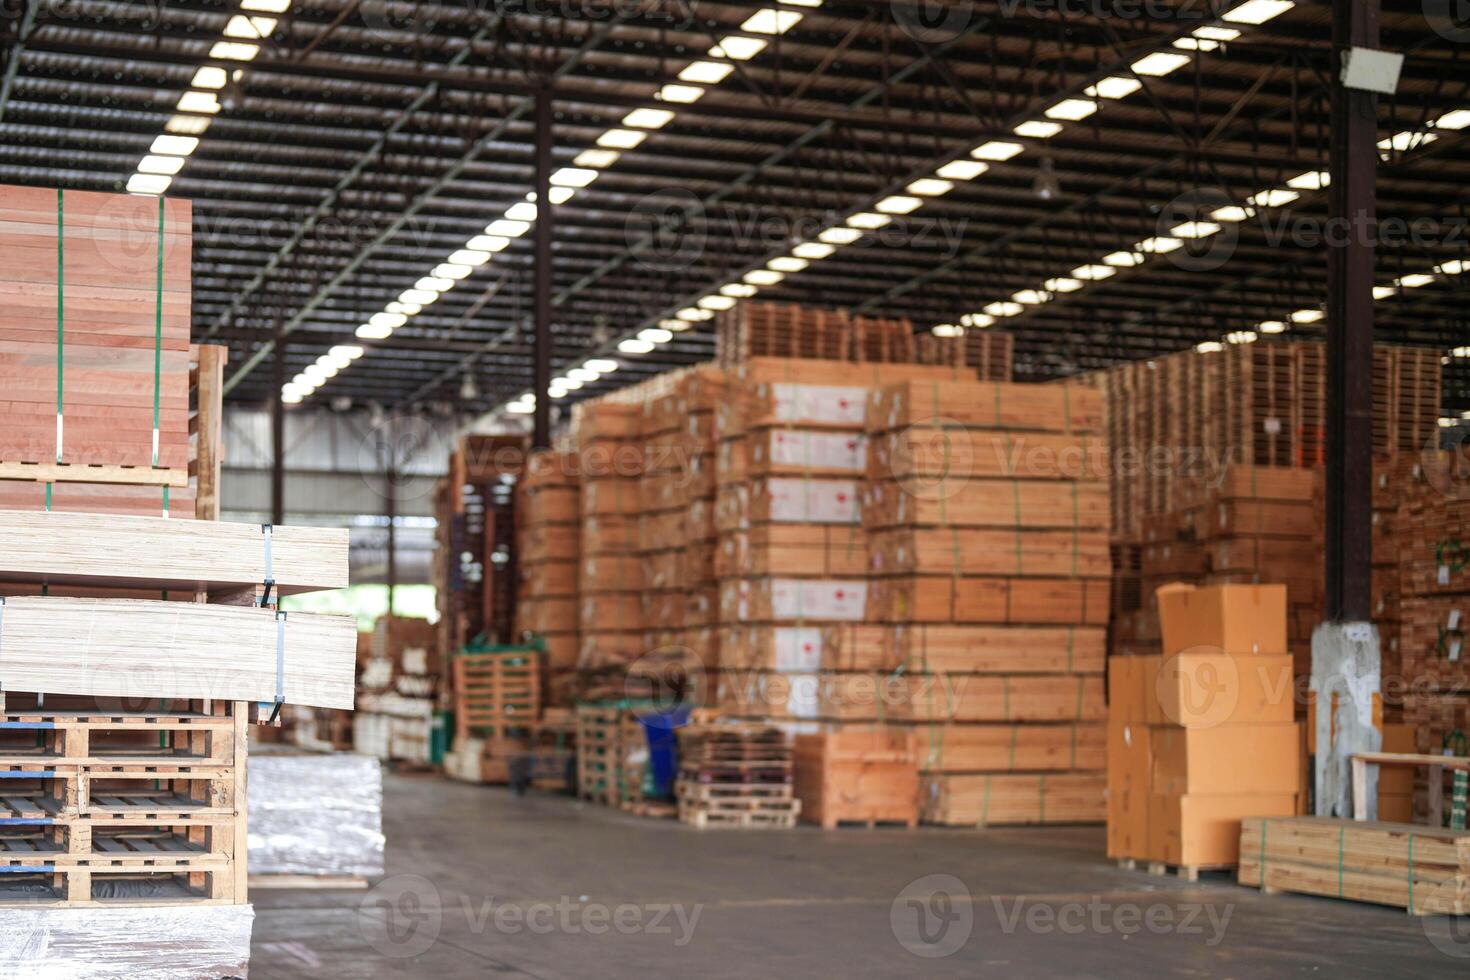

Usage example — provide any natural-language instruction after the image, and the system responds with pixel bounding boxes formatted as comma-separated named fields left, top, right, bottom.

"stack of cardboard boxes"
left=1108, top=583, right=1300, bottom=872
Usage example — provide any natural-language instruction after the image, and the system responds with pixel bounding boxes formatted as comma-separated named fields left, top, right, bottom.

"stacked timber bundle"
left=0, top=510, right=353, bottom=970
left=515, top=450, right=581, bottom=697
left=1107, top=584, right=1301, bottom=874
left=714, top=360, right=897, bottom=723
left=353, top=615, right=438, bottom=765
left=1397, top=450, right=1470, bottom=820
left=639, top=386, right=692, bottom=659
left=675, top=724, right=800, bottom=828
left=864, top=378, right=1112, bottom=827
left=1238, top=817, right=1470, bottom=914
left=674, top=369, right=726, bottom=683
left=793, top=730, right=918, bottom=828
left=576, top=402, right=645, bottom=670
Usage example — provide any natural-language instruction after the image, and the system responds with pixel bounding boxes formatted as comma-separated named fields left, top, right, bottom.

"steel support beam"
left=532, top=85, right=554, bottom=450
left=1324, top=0, right=1379, bottom=622
left=270, top=329, right=286, bottom=526
left=386, top=464, right=398, bottom=616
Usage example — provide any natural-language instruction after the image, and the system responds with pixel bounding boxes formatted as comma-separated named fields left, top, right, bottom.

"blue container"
left=639, top=705, right=693, bottom=799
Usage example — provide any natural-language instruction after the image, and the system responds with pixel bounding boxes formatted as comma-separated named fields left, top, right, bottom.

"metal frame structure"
left=0, top=0, right=1465, bottom=420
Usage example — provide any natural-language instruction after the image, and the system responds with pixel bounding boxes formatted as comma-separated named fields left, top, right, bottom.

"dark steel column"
left=270, top=322, right=286, bottom=527
left=386, top=463, right=397, bottom=616
left=532, top=85, right=554, bottom=450
left=1324, top=0, right=1378, bottom=623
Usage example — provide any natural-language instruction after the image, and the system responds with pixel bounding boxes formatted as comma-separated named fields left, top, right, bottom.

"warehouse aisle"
left=247, top=774, right=1458, bottom=977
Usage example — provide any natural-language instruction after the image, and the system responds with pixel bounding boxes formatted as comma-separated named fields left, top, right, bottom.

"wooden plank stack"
left=864, top=378, right=1111, bottom=826
left=676, top=724, right=800, bottom=829
left=793, top=730, right=918, bottom=828
left=354, top=615, right=438, bottom=765
left=1108, top=584, right=1301, bottom=873
left=576, top=403, right=645, bottom=670
left=515, top=450, right=581, bottom=697
left=1239, top=816, right=1470, bottom=914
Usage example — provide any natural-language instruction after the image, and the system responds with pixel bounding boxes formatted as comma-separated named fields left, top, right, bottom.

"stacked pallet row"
left=1398, top=451, right=1470, bottom=822
left=515, top=450, right=581, bottom=702
left=914, top=328, right=1015, bottom=381
left=675, top=724, right=800, bottom=828
left=577, top=403, right=646, bottom=671
left=865, top=379, right=1113, bottom=826
left=443, top=645, right=541, bottom=784
left=1108, top=585, right=1301, bottom=873
left=714, top=359, right=899, bottom=726
left=1096, top=341, right=1442, bottom=540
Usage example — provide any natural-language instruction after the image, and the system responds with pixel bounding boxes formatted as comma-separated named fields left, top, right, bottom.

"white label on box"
left=1450, top=639, right=1463, bottom=663
left=769, top=384, right=869, bottom=426
left=786, top=673, right=820, bottom=719
left=768, top=579, right=868, bottom=621
left=767, top=430, right=867, bottom=472
left=1450, top=609, right=1463, bottom=631
left=773, top=627, right=824, bottom=673
left=1442, top=564, right=1452, bottom=586
left=764, top=478, right=860, bottom=524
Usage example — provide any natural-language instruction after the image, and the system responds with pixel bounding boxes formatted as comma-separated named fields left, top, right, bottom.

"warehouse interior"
left=2, top=0, right=1470, bottom=975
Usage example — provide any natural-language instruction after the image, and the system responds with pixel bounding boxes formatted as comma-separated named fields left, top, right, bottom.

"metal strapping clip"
left=258, top=524, right=276, bottom=607
left=267, top=609, right=287, bottom=724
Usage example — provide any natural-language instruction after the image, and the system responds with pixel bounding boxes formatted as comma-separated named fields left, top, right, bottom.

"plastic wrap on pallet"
left=248, top=753, right=386, bottom=876
left=0, top=904, right=254, bottom=979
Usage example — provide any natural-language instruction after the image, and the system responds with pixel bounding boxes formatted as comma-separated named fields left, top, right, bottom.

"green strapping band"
left=1337, top=825, right=1345, bottom=898
left=1407, top=833, right=1415, bottom=912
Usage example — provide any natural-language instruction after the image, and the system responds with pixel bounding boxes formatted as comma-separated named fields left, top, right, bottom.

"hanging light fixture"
left=1033, top=156, right=1062, bottom=201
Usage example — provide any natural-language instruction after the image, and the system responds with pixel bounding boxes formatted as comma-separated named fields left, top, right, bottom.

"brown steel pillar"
left=270, top=323, right=286, bottom=527
left=532, top=85, right=554, bottom=450
left=1324, top=0, right=1378, bottom=622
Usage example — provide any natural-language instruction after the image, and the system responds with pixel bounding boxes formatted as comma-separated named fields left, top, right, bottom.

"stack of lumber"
left=1093, top=341, right=1441, bottom=539
left=1238, top=816, right=1470, bottom=914
left=0, top=184, right=195, bottom=519
left=1395, top=450, right=1470, bottom=820
left=713, top=360, right=907, bottom=722
left=863, top=378, right=1111, bottom=827
left=639, top=384, right=695, bottom=657
left=576, top=403, right=645, bottom=669
left=670, top=367, right=724, bottom=675
left=354, top=615, right=438, bottom=764
left=676, top=724, right=800, bottom=829
left=1108, top=584, right=1301, bottom=872
left=793, top=729, right=918, bottom=828
left=514, top=450, right=581, bottom=695
left=431, top=434, right=526, bottom=673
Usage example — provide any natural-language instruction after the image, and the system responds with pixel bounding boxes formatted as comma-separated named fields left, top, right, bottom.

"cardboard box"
left=1106, top=721, right=1151, bottom=860
left=1149, top=724, right=1301, bottom=796
left=1148, top=792, right=1298, bottom=867
left=1107, top=655, right=1158, bottom=725
left=1150, top=652, right=1294, bottom=728
left=1155, top=583, right=1288, bottom=656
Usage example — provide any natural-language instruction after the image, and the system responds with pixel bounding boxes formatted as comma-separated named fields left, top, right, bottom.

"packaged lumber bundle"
left=0, top=596, right=355, bottom=709
left=920, top=772, right=1106, bottom=826
left=247, top=752, right=385, bottom=879
left=576, top=403, right=646, bottom=669
left=515, top=450, right=581, bottom=691
left=1239, top=816, right=1470, bottom=914
left=0, top=184, right=192, bottom=473
left=1397, top=451, right=1470, bottom=702
left=908, top=722, right=1106, bottom=774
left=676, top=724, right=800, bottom=828
left=0, top=904, right=254, bottom=978
left=355, top=615, right=438, bottom=765
left=716, top=301, right=851, bottom=364
left=793, top=730, right=918, bottom=828
left=1108, top=585, right=1302, bottom=871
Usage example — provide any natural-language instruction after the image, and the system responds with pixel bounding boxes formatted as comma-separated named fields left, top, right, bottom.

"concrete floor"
left=250, top=772, right=1466, bottom=978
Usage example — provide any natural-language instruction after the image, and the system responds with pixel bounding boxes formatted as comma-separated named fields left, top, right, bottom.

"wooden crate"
left=793, top=730, right=918, bottom=829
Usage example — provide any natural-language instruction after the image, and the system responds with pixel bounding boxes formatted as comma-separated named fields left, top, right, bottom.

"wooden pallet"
left=451, top=647, right=541, bottom=744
